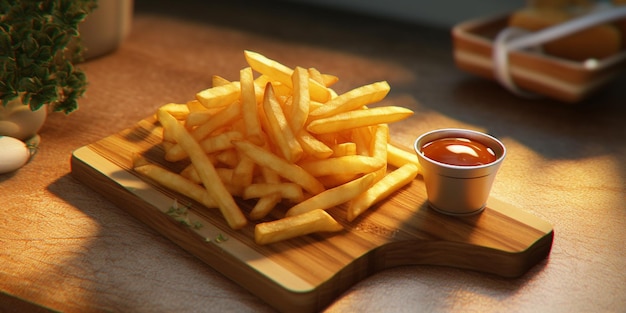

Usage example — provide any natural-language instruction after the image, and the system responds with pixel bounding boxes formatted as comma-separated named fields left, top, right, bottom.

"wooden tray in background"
left=70, top=117, right=554, bottom=313
left=452, top=14, right=626, bottom=103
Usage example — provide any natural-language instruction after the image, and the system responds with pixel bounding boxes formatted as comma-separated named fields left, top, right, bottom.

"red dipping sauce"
left=421, top=137, right=496, bottom=166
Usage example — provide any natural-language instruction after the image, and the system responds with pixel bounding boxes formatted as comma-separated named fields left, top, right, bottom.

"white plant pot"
left=0, top=99, right=47, bottom=141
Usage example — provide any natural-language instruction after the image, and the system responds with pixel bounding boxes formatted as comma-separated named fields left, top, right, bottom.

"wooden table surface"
left=2, top=0, right=625, bottom=312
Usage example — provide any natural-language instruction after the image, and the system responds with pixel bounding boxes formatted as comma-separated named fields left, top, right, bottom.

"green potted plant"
left=0, top=0, right=97, bottom=141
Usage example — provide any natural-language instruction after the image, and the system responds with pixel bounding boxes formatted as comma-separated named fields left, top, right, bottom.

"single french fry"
left=321, top=73, right=339, bottom=87
left=232, top=140, right=325, bottom=195
left=308, top=67, right=338, bottom=87
left=195, top=81, right=241, bottom=108
left=290, top=66, right=310, bottom=133
left=387, top=142, right=420, bottom=169
left=309, top=100, right=324, bottom=111
left=296, top=128, right=334, bottom=159
left=370, top=124, right=389, bottom=180
left=243, top=183, right=304, bottom=202
left=307, top=106, right=413, bottom=134
left=157, top=110, right=247, bottom=229
left=332, top=142, right=357, bottom=157
left=285, top=172, right=376, bottom=217
left=255, top=209, right=343, bottom=245
left=180, top=164, right=202, bottom=184
left=347, top=163, right=418, bottom=221
left=308, top=81, right=390, bottom=120
left=133, top=163, right=219, bottom=210
left=132, top=163, right=212, bottom=208
left=249, top=166, right=282, bottom=220
left=186, top=99, right=206, bottom=112
left=371, top=124, right=389, bottom=161
left=297, top=155, right=385, bottom=177
left=307, top=67, right=325, bottom=85
left=157, top=103, right=189, bottom=120
left=351, top=126, right=374, bottom=156
left=212, top=75, right=231, bottom=87
left=191, top=101, right=242, bottom=140
left=240, top=67, right=264, bottom=145
left=262, top=84, right=304, bottom=163
left=186, top=111, right=213, bottom=128
left=317, top=173, right=360, bottom=188
left=244, top=50, right=331, bottom=102
left=250, top=194, right=282, bottom=221
left=231, top=153, right=256, bottom=192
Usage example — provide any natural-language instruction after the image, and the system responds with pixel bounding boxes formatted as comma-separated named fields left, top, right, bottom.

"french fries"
left=157, top=109, right=248, bottom=230
left=307, top=106, right=413, bottom=134
left=347, top=163, right=419, bottom=221
left=285, top=172, right=377, bottom=217
left=255, top=209, right=343, bottom=245
left=135, top=50, right=420, bottom=244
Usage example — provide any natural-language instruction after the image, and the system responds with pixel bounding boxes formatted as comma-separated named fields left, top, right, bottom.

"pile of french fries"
left=133, top=50, right=420, bottom=245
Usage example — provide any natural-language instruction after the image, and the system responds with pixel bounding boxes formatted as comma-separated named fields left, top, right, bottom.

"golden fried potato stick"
left=186, top=99, right=206, bottom=112
left=157, top=110, right=247, bottom=230
left=347, top=163, right=418, bottom=221
left=157, top=103, right=189, bottom=120
left=240, top=67, right=264, bottom=145
left=249, top=166, right=282, bottom=220
left=196, top=81, right=241, bottom=108
left=255, top=209, right=343, bottom=245
left=331, top=142, right=357, bottom=157
left=386, top=143, right=420, bottom=169
left=351, top=126, right=373, bottom=156
left=244, top=50, right=331, bottom=102
left=285, top=172, right=376, bottom=217
left=232, top=140, right=326, bottom=195
left=243, top=183, right=304, bottom=202
left=296, top=129, right=334, bottom=160
left=317, top=173, right=360, bottom=189
left=262, top=84, right=304, bottom=163
left=371, top=124, right=389, bottom=161
left=290, top=66, right=310, bottom=134
left=298, top=155, right=385, bottom=177
left=307, top=106, right=414, bottom=134
left=308, top=81, right=390, bottom=120
left=307, top=67, right=338, bottom=87
left=132, top=157, right=218, bottom=209
left=231, top=153, right=256, bottom=193
left=211, top=75, right=231, bottom=87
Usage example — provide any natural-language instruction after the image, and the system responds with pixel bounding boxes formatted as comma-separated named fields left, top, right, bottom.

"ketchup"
left=421, top=137, right=496, bottom=166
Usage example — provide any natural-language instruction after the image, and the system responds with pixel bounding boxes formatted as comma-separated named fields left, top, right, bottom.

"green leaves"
left=1, top=0, right=97, bottom=113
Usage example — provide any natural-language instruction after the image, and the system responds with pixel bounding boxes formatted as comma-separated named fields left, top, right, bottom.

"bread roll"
left=508, top=8, right=623, bottom=61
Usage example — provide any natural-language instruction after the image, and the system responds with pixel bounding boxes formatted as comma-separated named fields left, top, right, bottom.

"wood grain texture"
left=70, top=117, right=553, bottom=313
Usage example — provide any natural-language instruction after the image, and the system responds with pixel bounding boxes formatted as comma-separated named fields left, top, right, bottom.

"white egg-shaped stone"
left=0, top=136, right=31, bottom=174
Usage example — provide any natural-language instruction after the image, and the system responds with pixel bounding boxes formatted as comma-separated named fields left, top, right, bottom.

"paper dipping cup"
left=414, top=128, right=506, bottom=216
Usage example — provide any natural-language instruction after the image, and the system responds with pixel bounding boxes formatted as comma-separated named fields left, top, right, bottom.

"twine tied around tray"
left=492, top=5, right=626, bottom=98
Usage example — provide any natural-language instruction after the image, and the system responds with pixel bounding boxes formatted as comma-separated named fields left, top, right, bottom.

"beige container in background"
left=80, top=0, right=134, bottom=60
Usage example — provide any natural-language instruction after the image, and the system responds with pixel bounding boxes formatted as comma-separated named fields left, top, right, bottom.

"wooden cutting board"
left=70, top=117, right=554, bottom=313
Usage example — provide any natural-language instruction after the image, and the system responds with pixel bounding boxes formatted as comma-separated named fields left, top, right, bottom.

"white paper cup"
left=414, top=128, right=506, bottom=216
